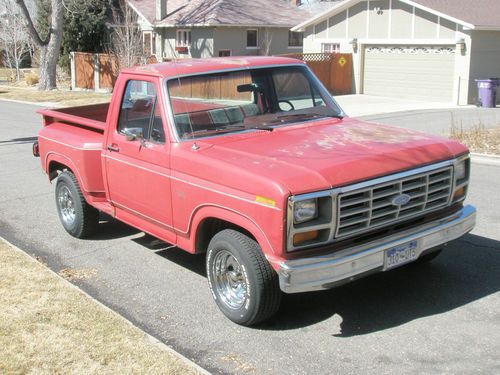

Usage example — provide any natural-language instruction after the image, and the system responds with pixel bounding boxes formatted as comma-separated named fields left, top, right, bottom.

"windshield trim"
left=163, top=63, right=346, bottom=143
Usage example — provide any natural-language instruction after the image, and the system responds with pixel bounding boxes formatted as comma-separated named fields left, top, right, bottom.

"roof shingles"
left=412, top=0, right=500, bottom=28
left=129, top=0, right=312, bottom=27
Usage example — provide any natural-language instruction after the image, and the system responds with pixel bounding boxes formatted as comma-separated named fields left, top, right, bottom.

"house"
left=292, top=0, right=500, bottom=104
left=128, top=0, right=311, bottom=60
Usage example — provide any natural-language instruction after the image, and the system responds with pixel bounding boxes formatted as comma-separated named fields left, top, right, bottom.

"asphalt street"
left=1, top=100, right=499, bottom=374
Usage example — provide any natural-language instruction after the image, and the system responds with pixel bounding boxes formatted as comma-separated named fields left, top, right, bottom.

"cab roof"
left=120, top=56, right=306, bottom=78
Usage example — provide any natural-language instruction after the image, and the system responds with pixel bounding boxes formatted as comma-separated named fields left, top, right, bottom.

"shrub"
left=25, top=72, right=39, bottom=86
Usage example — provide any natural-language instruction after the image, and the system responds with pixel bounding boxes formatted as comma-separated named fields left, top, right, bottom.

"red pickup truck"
left=34, top=56, right=476, bottom=325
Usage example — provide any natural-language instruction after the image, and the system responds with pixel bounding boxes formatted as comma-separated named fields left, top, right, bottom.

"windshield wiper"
left=246, top=126, right=274, bottom=132
left=269, top=113, right=343, bottom=124
left=185, top=124, right=273, bottom=138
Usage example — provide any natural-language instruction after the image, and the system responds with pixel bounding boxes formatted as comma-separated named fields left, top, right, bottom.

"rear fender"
left=45, top=152, right=91, bottom=199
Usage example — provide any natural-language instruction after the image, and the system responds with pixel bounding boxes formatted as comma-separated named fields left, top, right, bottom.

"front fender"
left=177, top=204, right=280, bottom=266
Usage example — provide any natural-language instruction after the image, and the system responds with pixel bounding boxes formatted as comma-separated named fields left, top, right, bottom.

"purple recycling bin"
left=475, top=79, right=500, bottom=108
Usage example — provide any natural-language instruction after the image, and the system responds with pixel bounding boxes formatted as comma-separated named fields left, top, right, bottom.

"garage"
left=363, top=45, right=456, bottom=102
left=294, top=0, right=500, bottom=105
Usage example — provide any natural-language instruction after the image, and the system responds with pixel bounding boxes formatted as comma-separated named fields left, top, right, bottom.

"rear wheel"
left=206, top=229, right=281, bottom=326
left=55, top=171, right=99, bottom=238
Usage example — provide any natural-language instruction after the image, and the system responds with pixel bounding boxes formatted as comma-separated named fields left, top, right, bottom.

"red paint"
left=36, top=57, right=469, bottom=268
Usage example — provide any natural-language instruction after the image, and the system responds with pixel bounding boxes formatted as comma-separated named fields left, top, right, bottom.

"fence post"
left=94, top=54, right=100, bottom=92
left=70, top=52, right=76, bottom=90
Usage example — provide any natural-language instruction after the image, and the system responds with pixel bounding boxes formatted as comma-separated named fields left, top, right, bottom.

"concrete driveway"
left=1, top=100, right=499, bottom=375
left=334, top=94, right=460, bottom=117
left=335, top=94, right=500, bottom=136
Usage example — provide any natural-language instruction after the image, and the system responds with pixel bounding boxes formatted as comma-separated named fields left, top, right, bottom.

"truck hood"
left=189, top=117, right=467, bottom=195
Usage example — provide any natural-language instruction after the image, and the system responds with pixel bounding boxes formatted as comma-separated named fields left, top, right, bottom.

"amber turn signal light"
left=293, top=230, right=319, bottom=246
left=453, top=186, right=465, bottom=200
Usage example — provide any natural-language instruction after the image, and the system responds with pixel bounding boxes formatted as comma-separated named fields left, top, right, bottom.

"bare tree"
left=260, top=28, right=273, bottom=56
left=107, top=0, right=144, bottom=70
left=15, top=0, right=64, bottom=90
left=0, top=0, right=32, bottom=81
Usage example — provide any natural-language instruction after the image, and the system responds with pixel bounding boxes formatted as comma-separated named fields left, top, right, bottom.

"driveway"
left=1, top=100, right=499, bottom=374
left=336, top=94, right=500, bottom=136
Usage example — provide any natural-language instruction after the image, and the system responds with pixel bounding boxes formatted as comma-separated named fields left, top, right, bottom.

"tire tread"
left=57, top=171, right=99, bottom=238
left=210, top=229, right=281, bottom=325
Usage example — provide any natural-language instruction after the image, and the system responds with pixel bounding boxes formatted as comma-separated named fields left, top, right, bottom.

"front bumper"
left=278, top=205, right=476, bottom=293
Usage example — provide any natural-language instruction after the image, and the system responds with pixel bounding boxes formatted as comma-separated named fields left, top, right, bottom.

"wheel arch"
left=46, top=153, right=91, bottom=202
left=187, top=205, right=276, bottom=259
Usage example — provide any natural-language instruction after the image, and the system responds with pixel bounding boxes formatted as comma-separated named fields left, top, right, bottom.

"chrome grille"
left=336, top=167, right=453, bottom=238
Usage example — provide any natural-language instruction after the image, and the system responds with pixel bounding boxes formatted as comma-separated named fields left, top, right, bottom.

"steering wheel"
left=278, top=100, right=295, bottom=112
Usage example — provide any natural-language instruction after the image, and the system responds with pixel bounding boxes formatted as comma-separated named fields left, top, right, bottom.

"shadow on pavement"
left=0, top=136, right=38, bottom=145
left=260, top=233, right=500, bottom=334
left=88, top=214, right=141, bottom=240
left=86, top=216, right=499, bottom=334
left=132, top=233, right=207, bottom=277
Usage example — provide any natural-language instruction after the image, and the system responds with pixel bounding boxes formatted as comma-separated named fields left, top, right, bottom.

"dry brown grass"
left=0, top=85, right=111, bottom=107
left=450, top=123, right=500, bottom=155
left=0, top=240, right=201, bottom=375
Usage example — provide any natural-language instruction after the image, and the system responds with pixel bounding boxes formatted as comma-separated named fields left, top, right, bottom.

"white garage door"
left=363, top=45, right=456, bottom=102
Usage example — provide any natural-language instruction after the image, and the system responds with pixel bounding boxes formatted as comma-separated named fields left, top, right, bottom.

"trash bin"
left=475, top=78, right=500, bottom=108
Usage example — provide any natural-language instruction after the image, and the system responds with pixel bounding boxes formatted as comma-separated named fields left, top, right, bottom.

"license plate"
left=384, top=241, right=418, bottom=270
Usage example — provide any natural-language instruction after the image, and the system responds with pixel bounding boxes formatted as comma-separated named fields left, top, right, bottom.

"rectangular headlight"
left=455, top=160, right=466, bottom=180
left=293, top=198, right=318, bottom=224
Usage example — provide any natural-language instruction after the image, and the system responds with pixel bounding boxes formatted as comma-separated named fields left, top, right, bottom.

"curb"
left=0, top=236, right=212, bottom=375
left=471, top=153, right=500, bottom=166
left=0, top=97, right=59, bottom=107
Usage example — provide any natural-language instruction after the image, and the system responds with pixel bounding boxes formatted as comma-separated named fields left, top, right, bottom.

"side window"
left=118, top=80, right=165, bottom=143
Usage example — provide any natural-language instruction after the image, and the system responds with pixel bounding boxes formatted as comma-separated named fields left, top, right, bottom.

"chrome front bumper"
left=278, top=205, right=476, bottom=294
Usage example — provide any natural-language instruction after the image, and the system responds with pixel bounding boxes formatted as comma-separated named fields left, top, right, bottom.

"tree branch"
left=14, top=0, right=47, bottom=46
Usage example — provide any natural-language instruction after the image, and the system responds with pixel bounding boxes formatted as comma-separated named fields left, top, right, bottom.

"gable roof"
left=129, top=0, right=312, bottom=28
left=292, top=0, right=500, bottom=31
left=410, top=0, right=500, bottom=29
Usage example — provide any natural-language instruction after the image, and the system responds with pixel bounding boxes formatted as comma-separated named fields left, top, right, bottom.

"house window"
left=247, top=29, right=258, bottom=48
left=176, top=29, right=192, bottom=47
left=218, top=50, right=231, bottom=57
left=142, top=32, right=157, bottom=55
left=322, top=43, right=340, bottom=53
left=288, top=31, right=303, bottom=47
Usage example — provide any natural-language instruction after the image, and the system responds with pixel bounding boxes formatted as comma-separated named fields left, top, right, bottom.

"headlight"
left=455, top=160, right=466, bottom=180
left=293, top=198, right=318, bottom=224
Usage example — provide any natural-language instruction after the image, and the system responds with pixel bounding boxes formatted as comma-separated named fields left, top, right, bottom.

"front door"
left=104, top=78, right=176, bottom=243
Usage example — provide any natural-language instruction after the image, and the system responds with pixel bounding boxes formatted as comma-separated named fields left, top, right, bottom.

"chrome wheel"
left=212, top=250, right=247, bottom=310
left=58, top=185, right=76, bottom=226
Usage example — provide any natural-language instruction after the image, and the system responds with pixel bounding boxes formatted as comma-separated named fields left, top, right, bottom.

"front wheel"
left=206, top=229, right=281, bottom=326
left=55, top=171, right=99, bottom=238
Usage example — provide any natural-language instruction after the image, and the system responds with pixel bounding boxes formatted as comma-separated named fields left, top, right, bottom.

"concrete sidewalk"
left=335, top=94, right=500, bottom=136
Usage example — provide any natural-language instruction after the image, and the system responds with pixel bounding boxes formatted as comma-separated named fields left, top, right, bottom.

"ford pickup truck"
left=34, top=56, right=476, bottom=325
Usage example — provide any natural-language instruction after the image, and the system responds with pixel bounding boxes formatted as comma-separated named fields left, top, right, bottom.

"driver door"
left=104, top=78, right=176, bottom=243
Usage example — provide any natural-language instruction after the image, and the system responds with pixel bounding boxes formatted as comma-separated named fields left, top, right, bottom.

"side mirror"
left=122, top=128, right=144, bottom=141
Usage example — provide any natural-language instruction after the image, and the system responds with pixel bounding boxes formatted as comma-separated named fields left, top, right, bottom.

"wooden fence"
left=71, top=52, right=156, bottom=91
left=72, top=52, right=353, bottom=95
left=282, top=53, right=353, bottom=95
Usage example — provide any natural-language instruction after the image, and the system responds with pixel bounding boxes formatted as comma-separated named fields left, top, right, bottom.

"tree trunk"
left=15, top=0, right=64, bottom=90
left=37, top=0, right=64, bottom=90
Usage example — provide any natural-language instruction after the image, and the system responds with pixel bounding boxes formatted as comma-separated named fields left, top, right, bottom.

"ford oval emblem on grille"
left=391, top=194, right=411, bottom=206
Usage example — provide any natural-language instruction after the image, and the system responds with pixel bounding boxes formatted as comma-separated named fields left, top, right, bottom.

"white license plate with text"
left=384, top=241, right=418, bottom=270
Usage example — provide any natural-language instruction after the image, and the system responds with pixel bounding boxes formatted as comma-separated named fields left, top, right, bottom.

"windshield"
left=166, top=65, right=344, bottom=140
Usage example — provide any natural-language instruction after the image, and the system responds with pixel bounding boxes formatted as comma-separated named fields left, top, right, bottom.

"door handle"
left=106, top=144, right=120, bottom=152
